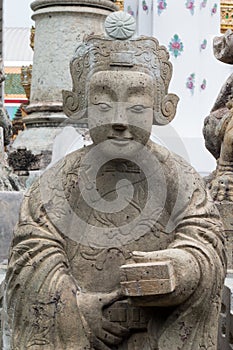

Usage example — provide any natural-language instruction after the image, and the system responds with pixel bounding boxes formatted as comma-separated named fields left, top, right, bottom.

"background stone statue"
left=3, top=12, right=226, bottom=350
left=203, top=29, right=233, bottom=201
left=0, top=107, right=11, bottom=148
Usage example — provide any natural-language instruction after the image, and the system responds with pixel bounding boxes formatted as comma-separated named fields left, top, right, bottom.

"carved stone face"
left=88, top=71, right=154, bottom=157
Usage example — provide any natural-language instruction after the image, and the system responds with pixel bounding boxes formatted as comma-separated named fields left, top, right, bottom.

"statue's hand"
left=209, top=173, right=233, bottom=201
left=76, top=291, right=129, bottom=350
left=122, top=249, right=200, bottom=307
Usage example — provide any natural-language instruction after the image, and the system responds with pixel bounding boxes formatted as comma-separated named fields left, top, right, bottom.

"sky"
left=4, top=0, right=34, bottom=28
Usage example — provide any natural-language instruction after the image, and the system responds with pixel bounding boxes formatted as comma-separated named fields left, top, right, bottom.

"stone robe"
left=3, top=142, right=226, bottom=350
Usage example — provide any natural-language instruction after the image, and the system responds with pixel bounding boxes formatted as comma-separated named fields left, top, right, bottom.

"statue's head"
left=63, top=12, right=179, bottom=156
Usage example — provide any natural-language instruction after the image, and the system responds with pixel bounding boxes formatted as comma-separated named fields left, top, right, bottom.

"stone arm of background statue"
left=206, top=103, right=233, bottom=201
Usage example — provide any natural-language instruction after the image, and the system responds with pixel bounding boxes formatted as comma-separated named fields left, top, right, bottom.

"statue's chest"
left=69, top=225, right=174, bottom=293
left=65, top=163, right=173, bottom=292
left=67, top=163, right=163, bottom=229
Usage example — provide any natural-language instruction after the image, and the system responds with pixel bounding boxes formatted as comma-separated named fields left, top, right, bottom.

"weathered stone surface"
left=3, top=12, right=226, bottom=350
left=216, top=202, right=233, bottom=269
left=217, top=285, right=233, bottom=350
left=213, top=29, right=233, bottom=64
left=0, top=106, right=11, bottom=147
left=0, top=127, right=3, bottom=163
left=120, top=261, right=176, bottom=297
left=203, top=30, right=233, bottom=205
left=0, top=191, right=23, bottom=264
left=105, top=11, right=136, bottom=39
left=0, top=164, right=23, bottom=191
left=203, top=29, right=233, bottom=350
left=203, top=30, right=233, bottom=272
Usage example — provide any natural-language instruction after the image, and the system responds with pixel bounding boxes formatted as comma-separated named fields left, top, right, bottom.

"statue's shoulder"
left=148, top=140, right=170, bottom=163
left=21, top=146, right=91, bottom=221
left=49, top=146, right=90, bottom=175
left=26, top=146, right=90, bottom=199
left=149, top=140, right=205, bottom=187
left=149, top=140, right=195, bottom=171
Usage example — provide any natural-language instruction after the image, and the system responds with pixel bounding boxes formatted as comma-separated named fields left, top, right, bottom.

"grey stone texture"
left=216, top=203, right=233, bottom=270
left=105, top=11, right=136, bottom=39
left=203, top=29, right=233, bottom=350
left=218, top=285, right=233, bottom=350
left=0, top=192, right=23, bottom=264
left=0, top=124, right=22, bottom=192
left=2, top=12, right=226, bottom=350
left=203, top=30, right=233, bottom=264
left=0, top=127, right=3, bottom=162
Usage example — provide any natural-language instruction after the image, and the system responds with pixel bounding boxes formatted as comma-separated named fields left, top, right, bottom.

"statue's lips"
left=107, top=136, right=133, bottom=145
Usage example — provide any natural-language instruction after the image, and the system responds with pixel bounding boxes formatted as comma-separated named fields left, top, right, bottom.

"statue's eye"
left=130, top=105, right=145, bottom=113
left=97, top=103, right=112, bottom=111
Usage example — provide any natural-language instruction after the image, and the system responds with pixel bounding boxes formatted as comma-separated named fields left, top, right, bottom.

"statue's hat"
left=63, top=11, right=179, bottom=125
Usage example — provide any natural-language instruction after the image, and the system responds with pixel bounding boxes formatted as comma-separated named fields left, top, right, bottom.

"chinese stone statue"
left=203, top=29, right=233, bottom=272
left=3, top=12, right=226, bottom=350
left=203, top=29, right=233, bottom=202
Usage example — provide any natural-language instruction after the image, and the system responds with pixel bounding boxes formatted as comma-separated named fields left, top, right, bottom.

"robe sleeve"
left=158, top=154, right=227, bottom=350
left=3, top=160, right=90, bottom=350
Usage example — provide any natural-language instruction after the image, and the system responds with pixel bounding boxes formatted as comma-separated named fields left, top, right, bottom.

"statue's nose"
left=112, top=123, right=127, bottom=131
left=112, top=107, right=128, bottom=131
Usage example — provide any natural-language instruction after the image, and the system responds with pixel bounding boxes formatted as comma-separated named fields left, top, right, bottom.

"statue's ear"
left=62, top=90, right=86, bottom=120
left=153, top=93, right=179, bottom=126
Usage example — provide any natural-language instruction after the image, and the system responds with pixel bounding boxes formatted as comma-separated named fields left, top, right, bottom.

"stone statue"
left=3, top=12, right=226, bottom=350
left=203, top=29, right=233, bottom=201
left=0, top=107, right=11, bottom=148
left=202, top=30, right=233, bottom=348
left=203, top=29, right=233, bottom=282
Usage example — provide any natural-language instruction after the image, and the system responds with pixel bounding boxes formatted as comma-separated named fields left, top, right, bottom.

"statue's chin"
left=96, top=140, right=146, bottom=160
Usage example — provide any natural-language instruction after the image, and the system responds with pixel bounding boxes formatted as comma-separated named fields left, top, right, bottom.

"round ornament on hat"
left=105, top=11, right=136, bottom=40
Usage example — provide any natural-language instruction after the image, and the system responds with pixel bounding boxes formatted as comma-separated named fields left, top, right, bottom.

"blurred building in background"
left=3, top=27, right=33, bottom=120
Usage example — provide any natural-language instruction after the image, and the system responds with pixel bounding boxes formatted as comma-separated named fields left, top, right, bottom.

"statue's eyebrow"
left=90, top=83, right=118, bottom=101
left=127, top=86, right=147, bottom=95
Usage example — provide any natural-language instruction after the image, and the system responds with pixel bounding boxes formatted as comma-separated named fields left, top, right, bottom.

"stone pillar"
left=12, top=0, right=118, bottom=165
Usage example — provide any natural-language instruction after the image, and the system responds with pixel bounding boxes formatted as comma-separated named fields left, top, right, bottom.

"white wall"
left=4, top=0, right=33, bottom=28
left=125, top=0, right=233, bottom=174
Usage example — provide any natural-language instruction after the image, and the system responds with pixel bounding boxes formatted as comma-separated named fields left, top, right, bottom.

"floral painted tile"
left=200, top=39, right=207, bottom=51
left=168, top=34, right=184, bottom=58
left=211, top=3, right=217, bottom=15
left=185, top=0, right=195, bottom=15
left=142, top=0, right=149, bottom=14
left=200, top=79, right=207, bottom=90
left=200, top=0, right=207, bottom=9
left=157, top=0, right=167, bottom=15
left=186, top=73, right=195, bottom=94
left=127, top=5, right=135, bottom=17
